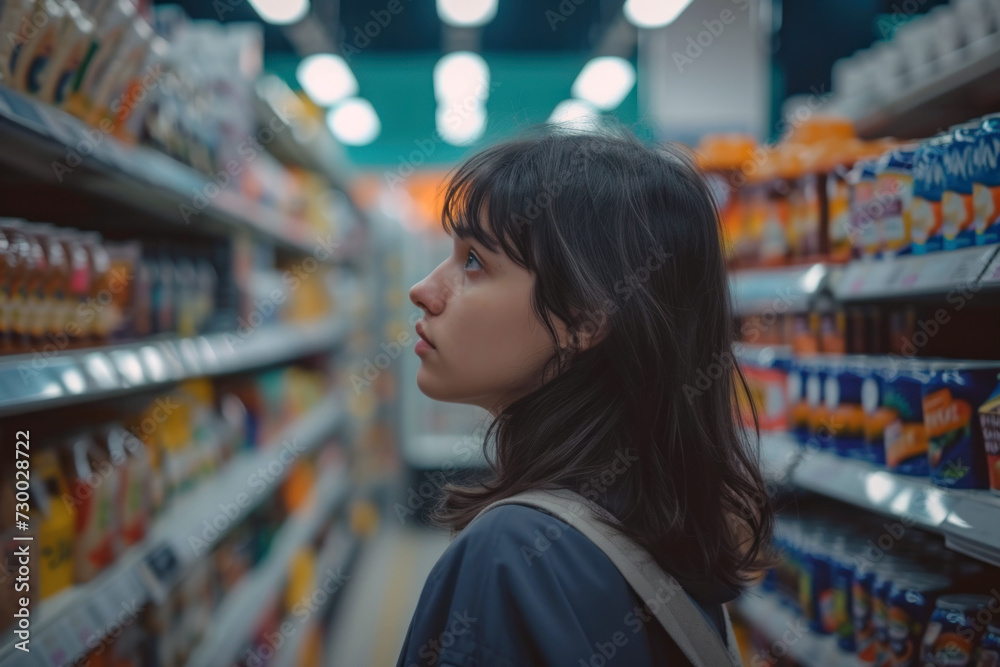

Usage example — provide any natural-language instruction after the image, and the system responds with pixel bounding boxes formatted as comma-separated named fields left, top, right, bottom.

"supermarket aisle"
left=325, top=523, right=450, bottom=666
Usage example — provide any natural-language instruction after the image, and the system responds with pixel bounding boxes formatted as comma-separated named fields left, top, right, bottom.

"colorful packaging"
left=104, top=423, right=150, bottom=547
left=942, top=123, right=980, bottom=251
left=63, top=432, right=120, bottom=582
left=887, top=574, right=953, bottom=667
left=872, top=567, right=898, bottom=666
left=973, top=623, right=1000, bottom=666
left=800, top=533, right=834, bottom=633
left=52, top=228, right=89, bottom=339
left=805, top=361, right=834, bottom=450
left=876, top=146, right=918, bottom=257
left=828, top=161, right=854, bottom=262
left=979, top=379, right=1000, bottom=494
left=883, top=360, right=932, bottom=476
left=31, top=449, right=75, bottom=600
left=912, top=135, right=952, bottom=254
left=863, top=360, right=898, bottom=466
left=11, top=0, right=68, bottom=94
left=971, top=113, right=1000, bottom=246
left=853, top=564, right=878, bottom=664
left=831, top=542, right=857, bottom=652
left=924, top=363, right=1000, bottom=489
left=825, top=358, right=867, bottom=458
left=921, top=595, right=993, bottom=667
left=63, top=0, right=139, bottom=116
left=36, top=0, right=94, bottom=104
left=0, top=0, right=35, bottom=82
left=851, top=159, right=881, bottom=257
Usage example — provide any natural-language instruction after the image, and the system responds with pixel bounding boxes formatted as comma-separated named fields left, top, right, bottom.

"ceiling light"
left=433, top=51, right=490, bottom=104
left=247, top=0, right=309, bottom=25
left=548, top=99, right=600, bottom=131
left=571, top=56, right=636, bottom=111
left=623, top=0, right=693, bottom=28
left=436, top=102, right=487, bottom=146
left=297, top=54, right=358, bottom=106
left=436, top=0, right=497, bottom=27
left=327, top=98, right=380, bottom=146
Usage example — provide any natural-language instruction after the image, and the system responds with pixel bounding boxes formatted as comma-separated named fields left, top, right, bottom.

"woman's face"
left=409, top=226, right=564, bottom=415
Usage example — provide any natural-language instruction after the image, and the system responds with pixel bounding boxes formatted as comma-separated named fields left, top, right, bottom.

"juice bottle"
left=79, top=231, right=112, bottom=340
left=942, top=122, right=980, bottom=251
left=51, top=229, right=95, bottom=342
left=194, top=256, right=217, bottom=334
left=60, top=0, right=135, bottom=115
left=102, top=423, right=150, bottom=547
left=0, top=225, right=17, bottom=351
left=0, top=220, right=32, bottom=352
left=786, top=117, right=856, bottom=261
left=0, top=0, right=35, bottom=82
left=695, top=134, right=756, bottom=266
left=105, top=241, right=139, bottom=340
left=86, top=15, right=154, bottom=135
left=11, top=0, right=68, bottom=94
left=29, top=223, right=71, bottom=343
left=36, top=0, right=94, bottom=104
left=62, top=431, right=120, bottom=582
left=131, top=249, right=153, bottom=339
left=31, top=448, right=75, bottom=600
left=173, top=255, right=197, bottom=338
left=9, top=222, right=49, bottom=347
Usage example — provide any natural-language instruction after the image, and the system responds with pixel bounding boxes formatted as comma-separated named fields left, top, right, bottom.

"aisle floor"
left=326, top=523, right=451, bottom=666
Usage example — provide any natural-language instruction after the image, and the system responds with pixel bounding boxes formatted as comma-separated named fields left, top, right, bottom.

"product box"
left=941, top=123, right=979, bottom=251
left=923, top=362, right=1000, bottom=489
left=975, top=378, right=1000, bottom=494
left=971, top=113, right=1000, bottom=246
left=911, top=136, right=951, bottom=254
left=883, top=360, right=932, bottom=476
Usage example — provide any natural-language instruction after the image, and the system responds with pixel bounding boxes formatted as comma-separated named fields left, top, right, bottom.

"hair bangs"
left=441, top=143, right=535, bottom=270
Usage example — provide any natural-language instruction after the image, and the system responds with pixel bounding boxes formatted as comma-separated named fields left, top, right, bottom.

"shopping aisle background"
left=324, top=526, right=449, bottom=666
left=1, top=0, right=1000, bottom=666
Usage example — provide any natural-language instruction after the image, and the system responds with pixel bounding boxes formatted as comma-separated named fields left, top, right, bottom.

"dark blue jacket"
left=396, top=504, right=739, bottom=667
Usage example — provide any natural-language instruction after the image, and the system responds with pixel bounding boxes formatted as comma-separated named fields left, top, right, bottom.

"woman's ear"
left=557, top=309, right=608, bottom=354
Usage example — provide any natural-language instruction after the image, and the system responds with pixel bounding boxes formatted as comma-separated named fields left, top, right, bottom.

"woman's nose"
left=409, top=274, right=443, bottom=315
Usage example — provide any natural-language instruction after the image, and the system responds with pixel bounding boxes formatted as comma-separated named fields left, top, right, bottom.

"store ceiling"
left=154, top=0, right=629, bottom=53
left=154, top=0, right=643, bottom=167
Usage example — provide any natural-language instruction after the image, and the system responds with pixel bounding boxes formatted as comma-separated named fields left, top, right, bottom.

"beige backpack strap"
left=474, top=488, right=741, bottom=667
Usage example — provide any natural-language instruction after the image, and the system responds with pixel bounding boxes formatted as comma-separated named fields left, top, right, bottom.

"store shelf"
left=0, top=83, right=335, bottom=257
left=734, top=591, right=856, bottom=667
left=729, top=263, right=830, bottom=316
left=271, top=529, right=361, bottom=667
left=832, top=245, right=1000, bottom=303
left=0, top=394, right=347, bottom=667
left=853, top=34, right=1000, bottom=139
left=186, top=466, right=352, bottom=667
left=761, top=432, right=1000, bottom=567
left=757, top=428, right=802, bottom=483
left=0, top=317, right=349, bottom=417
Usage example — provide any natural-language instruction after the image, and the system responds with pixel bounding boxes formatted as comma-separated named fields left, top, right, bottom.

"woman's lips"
left=415, top=321, right=436, bottom=353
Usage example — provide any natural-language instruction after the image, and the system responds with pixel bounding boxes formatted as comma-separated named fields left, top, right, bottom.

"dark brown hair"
left=433, top=124, right=774, bottom=590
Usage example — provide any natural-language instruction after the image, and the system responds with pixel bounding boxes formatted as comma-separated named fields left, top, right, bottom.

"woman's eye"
left=464, top=250, right=483, bottom=272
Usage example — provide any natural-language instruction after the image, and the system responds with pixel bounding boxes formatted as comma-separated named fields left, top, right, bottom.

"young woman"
left=397, top=126, right=773, bottom=666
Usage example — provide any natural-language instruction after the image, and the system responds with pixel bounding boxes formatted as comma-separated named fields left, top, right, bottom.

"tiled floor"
left=325, top=523, right=451, bottom=666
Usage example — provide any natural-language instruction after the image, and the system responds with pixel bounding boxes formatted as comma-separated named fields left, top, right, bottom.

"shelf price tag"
left=141, top=544, right=180, bottom=604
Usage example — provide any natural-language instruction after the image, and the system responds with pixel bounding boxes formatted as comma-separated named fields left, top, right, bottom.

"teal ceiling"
left=266, top=52, right=650, bottom=168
